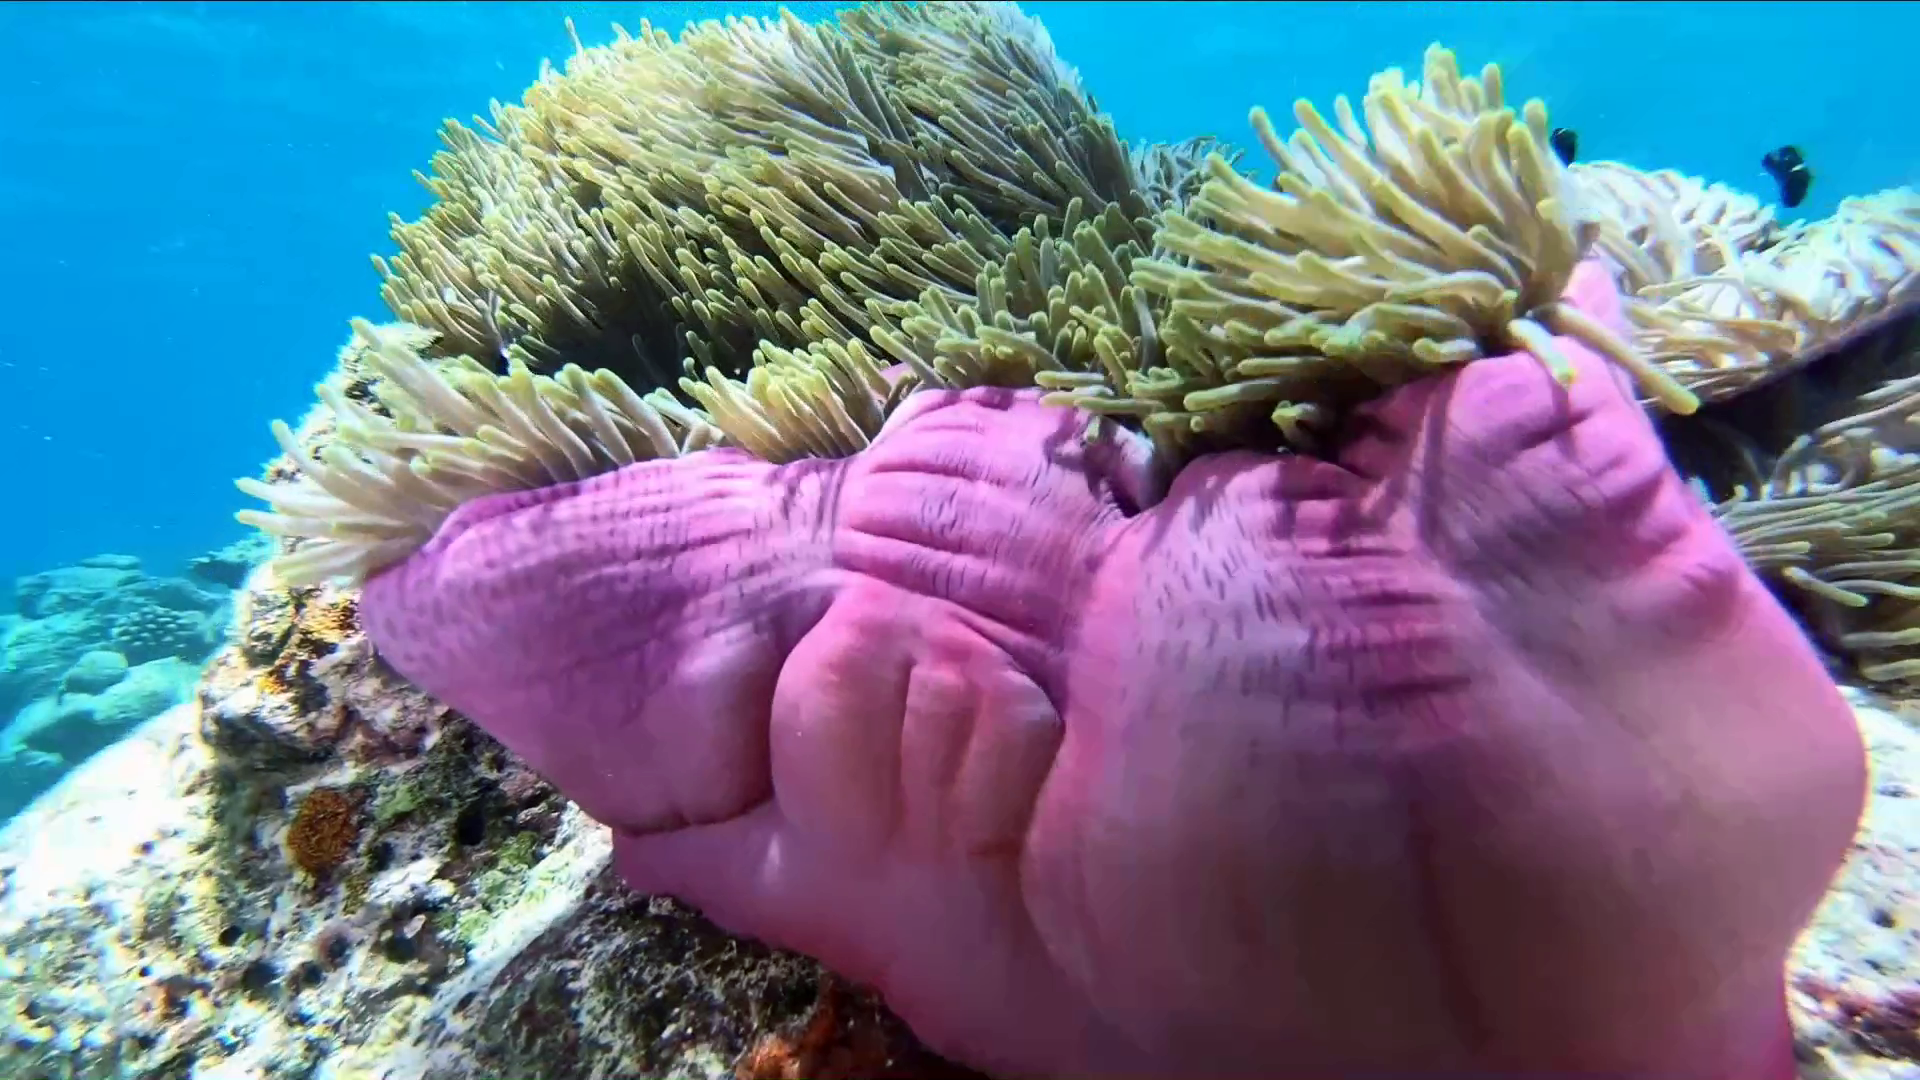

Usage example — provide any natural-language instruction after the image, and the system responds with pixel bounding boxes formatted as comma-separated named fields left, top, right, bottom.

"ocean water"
left=1, top=1, right=1914, bottom=590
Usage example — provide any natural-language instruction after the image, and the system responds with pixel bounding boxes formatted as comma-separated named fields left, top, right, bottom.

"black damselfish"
left=1762, top=145, right=1812, bottom=209
left=1549, top=126, right=1577, bottom=165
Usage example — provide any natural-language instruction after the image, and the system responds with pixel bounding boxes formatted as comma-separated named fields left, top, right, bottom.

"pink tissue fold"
left=360, top=260, right=1867, bottom=1079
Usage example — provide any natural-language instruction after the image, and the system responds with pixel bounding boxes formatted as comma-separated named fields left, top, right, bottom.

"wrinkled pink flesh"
left=361, top=262, right=1865, bottom=1078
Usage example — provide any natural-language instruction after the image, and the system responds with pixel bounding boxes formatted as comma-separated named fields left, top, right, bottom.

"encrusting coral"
left=285, top=786, right=363, bottom=878
left=244, top=8, right=1920, bottom=678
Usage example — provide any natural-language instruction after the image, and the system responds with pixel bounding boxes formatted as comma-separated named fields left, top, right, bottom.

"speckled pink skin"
left=361, top=262, right=1866, bottom=1078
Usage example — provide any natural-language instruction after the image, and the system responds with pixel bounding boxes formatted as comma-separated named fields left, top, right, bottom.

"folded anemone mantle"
left=232, top=11, right=1913, bottom=1078
left=241, top=259, right=1867, bottom=1078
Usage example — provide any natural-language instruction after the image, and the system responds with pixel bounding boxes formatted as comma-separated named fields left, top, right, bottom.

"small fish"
left=1549, top=127, right=1577, bottom=165
left=1761, top=145, right=1812, bottom=208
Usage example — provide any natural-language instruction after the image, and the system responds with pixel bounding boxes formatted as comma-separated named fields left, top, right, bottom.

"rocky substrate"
left=0, top=563, right=1913, bottom=1079
left=1794, top=686, right=1920, bottom=1080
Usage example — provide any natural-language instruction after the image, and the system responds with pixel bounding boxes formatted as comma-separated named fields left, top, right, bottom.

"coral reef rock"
left=189, top=534, right=276, bottom=592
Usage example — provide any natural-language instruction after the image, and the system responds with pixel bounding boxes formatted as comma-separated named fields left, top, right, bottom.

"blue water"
left=0, top=0, right=1914, bottom=586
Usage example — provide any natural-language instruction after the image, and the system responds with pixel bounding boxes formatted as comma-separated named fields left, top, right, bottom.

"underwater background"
left=2, top=4, right=1920, bottom=1077
left=3, top=1, right=1915, bottom=592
